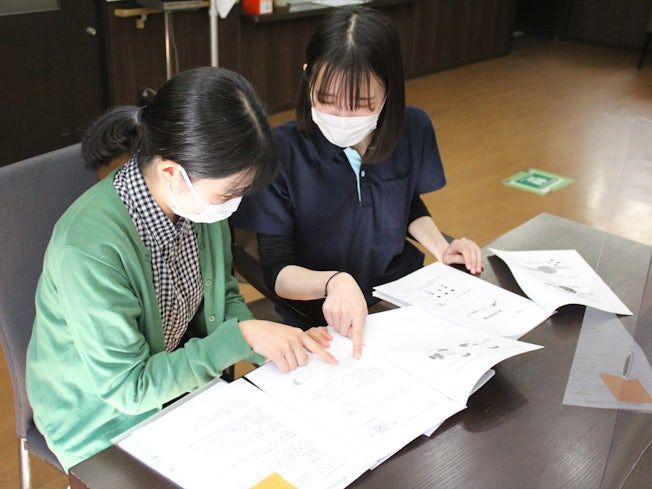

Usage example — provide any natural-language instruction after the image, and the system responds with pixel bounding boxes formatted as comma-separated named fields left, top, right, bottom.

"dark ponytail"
left=82, top=106, right=141, bottom=170
left=82, top=67, right=277, bottom=194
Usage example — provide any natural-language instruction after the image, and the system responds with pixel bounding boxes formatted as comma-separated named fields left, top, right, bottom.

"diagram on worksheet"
left=490, top=249, right=632, bottom=315
left=373, top=262, right=552, bottom=338
left=520, top=257, right=598, bottom=301
left=363, top=306, right=543, bottom=404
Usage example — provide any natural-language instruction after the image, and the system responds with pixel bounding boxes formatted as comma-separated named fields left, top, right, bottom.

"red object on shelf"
left=242, top=0, right=273, bottom=15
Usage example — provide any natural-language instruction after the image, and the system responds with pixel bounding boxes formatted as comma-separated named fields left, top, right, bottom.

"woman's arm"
left=408, top=206, right=483, bottom=274
left=59, top=247, right=336, bottom=415
left=258, top=233, right=366, bottom=358
left=408, top=215, right=451, bottom=263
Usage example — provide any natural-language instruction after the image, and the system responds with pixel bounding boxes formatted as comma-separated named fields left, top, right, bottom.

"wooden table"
left=69, top=213, right=652, bottom=489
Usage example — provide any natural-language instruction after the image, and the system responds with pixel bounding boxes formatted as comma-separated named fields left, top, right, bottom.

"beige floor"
left=2, top=38, right=652, bottom=488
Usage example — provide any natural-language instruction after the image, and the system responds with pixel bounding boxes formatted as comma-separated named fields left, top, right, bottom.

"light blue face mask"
left=168, top=166, right=242, bottom=224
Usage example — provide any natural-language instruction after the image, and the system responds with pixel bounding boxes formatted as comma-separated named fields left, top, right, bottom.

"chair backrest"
left=0, top=144, right=97, bottom=438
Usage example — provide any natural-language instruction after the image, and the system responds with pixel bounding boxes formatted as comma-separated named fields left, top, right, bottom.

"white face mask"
left=169, top=166, right=242, bottom=224
left=311, top=106, right=382, bottom=148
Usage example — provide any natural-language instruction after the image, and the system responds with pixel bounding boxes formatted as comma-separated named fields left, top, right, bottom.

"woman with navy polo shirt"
left=232, top=7, right=482, bottom=357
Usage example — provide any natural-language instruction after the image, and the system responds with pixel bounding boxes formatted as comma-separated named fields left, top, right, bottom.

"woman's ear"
left=157, top=158, right=180, bottom=186
left=302, top=63, right=308, bottom=72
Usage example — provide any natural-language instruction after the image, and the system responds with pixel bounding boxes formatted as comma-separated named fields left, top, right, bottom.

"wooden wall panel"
left=101, top=1, right=515, bottom=111
left=563, top=0, right=649, bottom=49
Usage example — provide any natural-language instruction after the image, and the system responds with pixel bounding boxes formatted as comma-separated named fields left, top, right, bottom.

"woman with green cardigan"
left=26, top=67, right=336, bottom=471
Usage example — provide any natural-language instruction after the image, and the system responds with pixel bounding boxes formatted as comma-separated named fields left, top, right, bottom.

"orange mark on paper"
left=250, top=472, right=297, bottom=489
left=600, top=373, right=652, bottom=404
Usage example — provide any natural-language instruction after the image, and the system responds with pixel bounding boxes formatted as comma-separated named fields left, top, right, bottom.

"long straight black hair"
left=296, top=6, right=405, bottom=164
left=82, top=67, right=277, bottom=194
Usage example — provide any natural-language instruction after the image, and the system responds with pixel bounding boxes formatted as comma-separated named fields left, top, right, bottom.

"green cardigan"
left=26, top=170, right=264, bottom=471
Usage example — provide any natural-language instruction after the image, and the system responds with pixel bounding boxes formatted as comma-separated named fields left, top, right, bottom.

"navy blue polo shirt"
left=232, top=106, right=446, bottom=303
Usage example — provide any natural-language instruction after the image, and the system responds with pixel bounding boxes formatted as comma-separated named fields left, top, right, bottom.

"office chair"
left=0, top=144, right=97, bottom=488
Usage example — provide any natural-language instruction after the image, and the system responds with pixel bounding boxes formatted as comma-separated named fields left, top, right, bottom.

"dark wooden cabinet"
left=515, top=0, right=561, bottom=37
left=0, top=1, right=106, bottom=166
left=100, top=0, right=516, bottom=112
left=411, top=0, right=516, bottom=77
left=515, top=0, right=650, bottom=49
left=563, top=0, right=649, bottom=49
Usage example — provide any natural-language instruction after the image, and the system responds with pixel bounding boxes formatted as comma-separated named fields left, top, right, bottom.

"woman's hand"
left=306, top=326, right=333, bottom=348
left=239, top=320, right=338, bottom=373
left=322, top=273, right=367, bottom=359
left=441, top=238, right=483, bottom=274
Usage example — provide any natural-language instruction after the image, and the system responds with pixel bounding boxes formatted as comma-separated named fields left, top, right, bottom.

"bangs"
left=310, top=61, right=381, bottom=112
left=231, top=145, right=278, bottom=196
left=296, top=6, right=405, bottom=163
left=185, top=137, right=278, bottom=198
left=223, top=167, right=257, bottom=197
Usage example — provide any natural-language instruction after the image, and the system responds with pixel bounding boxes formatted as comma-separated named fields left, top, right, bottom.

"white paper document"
left=373, top=262, right=552, bottom=338
left=114, top=310, right=542, bottom=488
left=490, top=248, right=632, bottom=316
left=116, top=379, right=369, bottom=489
left=363, top=307, right=543, bottom=404
left=246, top=333, right=465, bottom=465
left=563, top=308, right=652, bottom=412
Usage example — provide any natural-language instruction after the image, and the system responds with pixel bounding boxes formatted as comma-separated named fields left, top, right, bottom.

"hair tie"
left=137, top=106, right=145, bottom=125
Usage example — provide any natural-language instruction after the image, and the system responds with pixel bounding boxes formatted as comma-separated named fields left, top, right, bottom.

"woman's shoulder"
left=272, top=120, right=302, bottom=139
left=51, top=177, right=135, bottom=260
left=271, top=121, right=322, bottom=169
left=404, top=106, right=435, bottom=131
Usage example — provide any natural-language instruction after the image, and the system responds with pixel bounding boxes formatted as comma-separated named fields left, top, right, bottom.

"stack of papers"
left=115, top=246, right=628, bottom=487
left=374, top=249, right=631, bottom=340
left=374, top=262, right=553, bottom=339
left=362, top=307, right=541, bottom=405
left=116, top=307, right=541, bottom=488
left=117, top=379, right=368, bottom=489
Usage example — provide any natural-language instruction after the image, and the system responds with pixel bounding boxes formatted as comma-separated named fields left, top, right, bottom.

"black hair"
left=82, top=67, right=277, bottom=194
left=296, top=6, right=405, bottom=164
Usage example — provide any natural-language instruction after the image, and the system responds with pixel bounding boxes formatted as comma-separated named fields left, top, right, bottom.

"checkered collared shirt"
left=114, top=158, right=203, bottom=352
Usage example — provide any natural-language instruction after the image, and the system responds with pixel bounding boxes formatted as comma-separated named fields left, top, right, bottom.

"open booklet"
left=373, top=262, right=553, bottom=339
left=489, top=248, right=632, bottom=316
left=115, top=378, right=370, bottom=489
left=362, top=307, right=541, bottom=404
left=115, top=308, right=541, bottom=489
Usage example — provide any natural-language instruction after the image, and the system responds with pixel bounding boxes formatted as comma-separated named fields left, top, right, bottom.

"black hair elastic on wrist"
left=324, top=271, right=343, bottom=298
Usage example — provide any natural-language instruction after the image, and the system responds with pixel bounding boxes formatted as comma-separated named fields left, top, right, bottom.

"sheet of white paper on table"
left=363, top=307, right=542, bottom=404
left=369, top=368, right=496, bottom=470
left=116, top=379, right=370, bottom=489
left=563, top=308, right=652, bottom=412
left=373, top=262, right=552, bottom=339
left=489, top=248, right=632, bottom=316
left=246, top=333, right=465, bottom=465
left=419, top=369, right=495, bottom=438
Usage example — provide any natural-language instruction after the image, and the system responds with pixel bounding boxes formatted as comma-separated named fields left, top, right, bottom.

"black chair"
left=0, top=144, right=97, bottom=487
